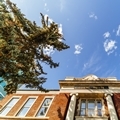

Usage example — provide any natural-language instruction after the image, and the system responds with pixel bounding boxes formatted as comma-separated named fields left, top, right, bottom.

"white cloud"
left=74, top=44, right=83, bottom=54
left=58, top=24, right=63, bottom=41
left=104, top=39, right=117, bottom=55
left=116, top=25, right=120, bottom=36
left=43, top=45, right=54, bottom=56
left=103, top=32, right=110, bottom=38
left=89, top=13, right=98, bottom=20
left=58, top=24, right=63, bottom=35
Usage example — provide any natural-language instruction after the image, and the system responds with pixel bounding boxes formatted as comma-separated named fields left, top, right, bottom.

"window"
left=36, top=98, right=52, bottom=117
left=0, top=97, right=20, bottom=116
left=80, top=99, right=102, bottom=117
left=16, top=98, right=36, bottom=117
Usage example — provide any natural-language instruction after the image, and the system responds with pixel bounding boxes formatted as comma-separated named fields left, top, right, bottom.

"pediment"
left=83, top=74, right=99, bottom=80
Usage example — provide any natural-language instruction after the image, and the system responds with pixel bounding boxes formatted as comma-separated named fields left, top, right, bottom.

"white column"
left=65, top=93, right=78, bottom=120
left=105, top=93, right=118, bottom=120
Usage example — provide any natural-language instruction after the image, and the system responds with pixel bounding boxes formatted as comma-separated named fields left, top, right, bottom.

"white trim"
left=0, top=116, right=49, bottom=119
left=0, top=96, right=21, bottom=116
left=15, top=96, right=38, bottom=117
left=16, top=91, right=59, bottom=94
left=35, top=96, right=54, bottom=117
left=0, top=96, right=21, bottom=111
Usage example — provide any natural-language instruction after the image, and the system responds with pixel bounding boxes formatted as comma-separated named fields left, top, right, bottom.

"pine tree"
left=0, top=0, right=69, bottom=94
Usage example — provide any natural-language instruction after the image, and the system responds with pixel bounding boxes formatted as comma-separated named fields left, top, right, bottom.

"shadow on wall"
left=57, top=107, right=63, bottom=120
left=57, top=93, right=70, bottom=120
left=113, top=93, right=120, bottom=120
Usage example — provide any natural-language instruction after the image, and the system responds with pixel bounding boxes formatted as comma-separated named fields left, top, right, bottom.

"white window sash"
left=80, top=99, right=103, bottom=117
left=36, top=97, right=53, bottom=117
left=16, top=98, right=36, bottom=117
left=0, top=97, right=20, bottom=116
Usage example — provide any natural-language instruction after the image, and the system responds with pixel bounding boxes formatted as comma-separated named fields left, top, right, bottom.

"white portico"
left=59, top=74, right=120, bottom=120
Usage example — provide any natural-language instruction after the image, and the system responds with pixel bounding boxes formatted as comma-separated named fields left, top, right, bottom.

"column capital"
left=70, top=92, right=78, bottom=97
left=104, top=93, right=113, bottom=97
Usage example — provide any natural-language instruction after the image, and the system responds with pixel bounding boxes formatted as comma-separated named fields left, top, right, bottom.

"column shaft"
left=106, top=94, right=118, bottom=120
left=65, top=94, right=77, bottom=120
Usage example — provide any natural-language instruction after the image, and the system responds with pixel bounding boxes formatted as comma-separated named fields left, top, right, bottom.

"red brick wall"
left=0, top=93, right=70, bottom=120
left=113, top=93, right=120, bottom=119
left=47, top=93, right=70, bottom=120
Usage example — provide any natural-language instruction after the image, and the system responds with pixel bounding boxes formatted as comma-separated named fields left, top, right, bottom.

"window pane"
left=0, top=98, right=19, bottom=116
left=24, top=98, right=35, bottom=107
left=88, top=100, right=95, bottom=109
left=97, top=109, right=102, bottom=116
left=17, top=108, right=29, bottom=117
left=43, top=98, right=52, bottom=107
left=81, top=100, right=86, bottom=108
left=8, top=98, right=19, bottom=107
left=80, top=109, right=85, bottom=116
left=37, top=107, right=48, bottom=116
left=36, top=98, right=52, bottom=117
left=16, top=98, right=35, bottom=117
left=0, top=107, right=11, bottom=116
left=88, top=109, right=95, bottom=116
left=97, top=100, right=102, bottom=109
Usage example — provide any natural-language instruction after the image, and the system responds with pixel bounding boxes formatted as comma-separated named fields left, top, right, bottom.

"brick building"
left=0, top=74, right=120, bottom=120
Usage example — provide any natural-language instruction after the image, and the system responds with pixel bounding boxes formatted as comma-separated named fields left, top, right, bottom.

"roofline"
left=17, top=89, right=59, bottom=91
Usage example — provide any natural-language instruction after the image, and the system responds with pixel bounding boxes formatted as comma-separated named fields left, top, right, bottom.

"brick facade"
left=47, top=93, right=70, bottom=120
left=113, top=93, right=120, bottom=119
left=0, top=92, right=70, bottom=120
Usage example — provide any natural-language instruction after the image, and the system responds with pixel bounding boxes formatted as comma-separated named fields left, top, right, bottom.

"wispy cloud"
left=102, top=68, right=117, bottom=77
left=116, top=25, right=120, bottom=36
left=103, top=32, right=110, bottom=38
left=89, top=13, right=98, bottom=20
left=103, top=39, right=117, bottom=55
left=74, top=44, right=83, bottom=54
left=60, top=0, right=66, bottom=12
left=44, top=2, right=49, bottom=12
left=83, top=52, right=100, bottom=71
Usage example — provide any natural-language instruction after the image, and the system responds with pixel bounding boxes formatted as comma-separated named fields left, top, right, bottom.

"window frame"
left=79, top=98, right=104, bottom=117
left=35, top=96, right=54, bottom=117
left=15, top=96, right=37, bottom=117
left=0, top=96, right=21, bottom=116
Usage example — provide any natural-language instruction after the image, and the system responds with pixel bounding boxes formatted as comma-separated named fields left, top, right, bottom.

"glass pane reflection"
left=88, top=100, right=95, bottom=109
left=36, top=98, right=52, bottom=117
left=80, top=109, right=85, bottom=116
left=88, top=109, right=94, bottom=116
left=97, top=101, right=102, bottom=108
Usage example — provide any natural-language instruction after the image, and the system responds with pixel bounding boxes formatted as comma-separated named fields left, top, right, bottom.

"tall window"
left=36, top=98, right=52, bottom=117
left=16, top=98, right=36, bottom=117
left=80, top=99, right=102, bottom=117
left=0, top=97, right=20, bottom=116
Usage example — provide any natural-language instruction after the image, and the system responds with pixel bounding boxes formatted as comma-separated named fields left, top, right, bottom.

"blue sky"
left=10, top=0, right=120, bottom=89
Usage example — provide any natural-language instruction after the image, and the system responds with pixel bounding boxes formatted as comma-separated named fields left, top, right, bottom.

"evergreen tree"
left=0, top=0, right=69, bottom=94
